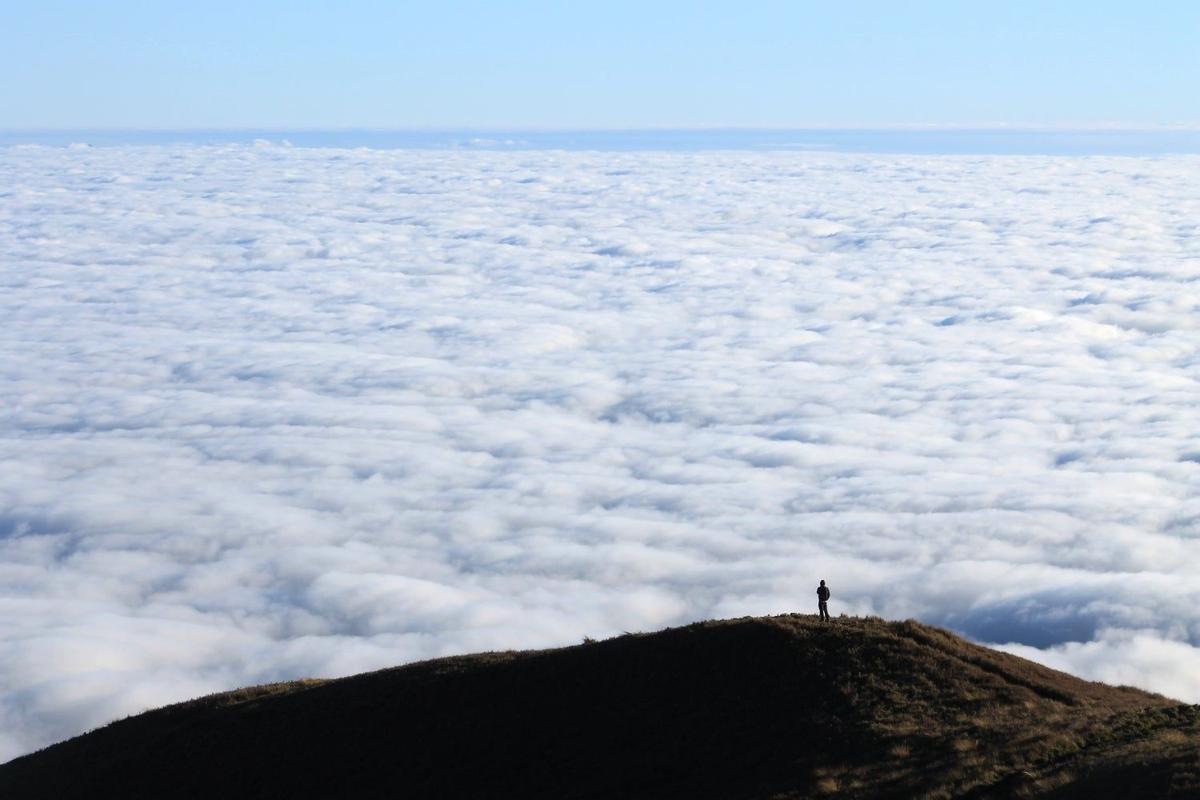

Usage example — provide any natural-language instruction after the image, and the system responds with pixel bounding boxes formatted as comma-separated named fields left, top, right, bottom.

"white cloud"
left=2, top=144, right=1200, bottom=760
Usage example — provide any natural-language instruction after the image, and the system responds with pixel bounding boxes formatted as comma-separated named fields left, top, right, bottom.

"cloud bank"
left=2, top=144, right=1199, bottom=760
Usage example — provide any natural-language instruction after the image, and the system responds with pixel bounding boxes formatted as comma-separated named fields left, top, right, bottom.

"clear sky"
left=3, top=1, right=1198, bottom=129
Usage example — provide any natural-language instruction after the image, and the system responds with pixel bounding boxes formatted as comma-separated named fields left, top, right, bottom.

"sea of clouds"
left=2, top=143, right=1199, bottom=760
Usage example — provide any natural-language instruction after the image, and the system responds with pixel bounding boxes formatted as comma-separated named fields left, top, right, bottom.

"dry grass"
left=814, top=776, right=841, bottom=794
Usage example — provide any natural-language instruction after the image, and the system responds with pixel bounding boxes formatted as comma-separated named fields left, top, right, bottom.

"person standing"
left=817, top=580, right=831, bottom=622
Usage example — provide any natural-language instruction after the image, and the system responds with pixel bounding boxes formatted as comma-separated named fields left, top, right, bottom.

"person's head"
left=819, top=580, right=825, bottom=586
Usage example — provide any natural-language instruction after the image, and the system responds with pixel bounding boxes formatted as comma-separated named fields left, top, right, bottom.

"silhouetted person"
left=817, top=580, right=831, bottom=622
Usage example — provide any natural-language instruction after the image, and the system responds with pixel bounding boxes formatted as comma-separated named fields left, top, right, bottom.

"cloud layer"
left=2, top=144, right=1200, bottom=760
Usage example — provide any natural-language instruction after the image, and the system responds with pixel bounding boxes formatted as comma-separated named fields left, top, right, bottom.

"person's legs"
left=818, top=601, right=829, bottom=621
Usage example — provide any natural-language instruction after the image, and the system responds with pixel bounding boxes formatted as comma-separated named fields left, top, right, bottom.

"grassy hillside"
left=2, top=615, right=1198, bottom=799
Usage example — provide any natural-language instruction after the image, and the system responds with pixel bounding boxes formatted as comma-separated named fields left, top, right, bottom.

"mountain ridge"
left=2, top=614, right=1198, bottom=799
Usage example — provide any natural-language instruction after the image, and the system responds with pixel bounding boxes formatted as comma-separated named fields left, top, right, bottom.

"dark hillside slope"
left=2, top=615, right=1198, bottom=799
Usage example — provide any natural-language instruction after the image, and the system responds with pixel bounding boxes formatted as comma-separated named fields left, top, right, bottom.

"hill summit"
left=2, top=614, right=1198, bottom=799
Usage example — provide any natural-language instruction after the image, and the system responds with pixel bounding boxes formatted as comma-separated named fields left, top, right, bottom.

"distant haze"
left=4, top=128, right=1200, bottom=155
left=3, top=143, right=1200, bottom=760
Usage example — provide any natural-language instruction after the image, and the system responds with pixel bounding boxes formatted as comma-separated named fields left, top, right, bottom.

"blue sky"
left=3, top=1, right=1198, bottom=129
